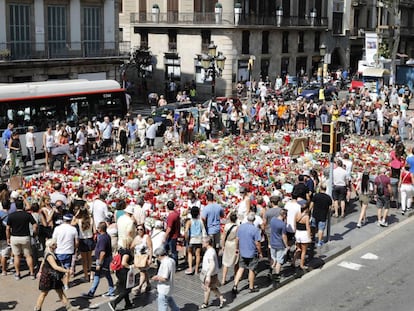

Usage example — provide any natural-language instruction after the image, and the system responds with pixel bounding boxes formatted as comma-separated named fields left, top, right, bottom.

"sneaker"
left=14, top=273, right=20, bottom=280
left=380, top=221, right=388, bottom=227
left=30, top=274, right=36, bottom=280
left=1, top=272, right=7, bottom=276
left=185, top=268, right=194, bottom=275
left=102, top=292, right=115, bottom=297
left=356, top=223, right=361, bottom=228
left=402, top=211, right=405, bottom=215
left=317, top=241, right=324, bottom=247
left=107, top=301, right=116, bottom=311
left=376, top=221, right=382, bottom=227
left=64, top=285, right=69, bottom=291
left=82, top=292, right=94, bottom=298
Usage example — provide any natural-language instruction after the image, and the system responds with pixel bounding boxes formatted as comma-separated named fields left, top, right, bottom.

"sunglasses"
left=137, top=228, right=144, bottom=231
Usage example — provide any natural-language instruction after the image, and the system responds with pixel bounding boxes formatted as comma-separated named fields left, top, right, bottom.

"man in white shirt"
left=100, top=116, right=112, bottom=153
left=333, top=159, right=348, bottom=218
left=91, top=192, right=109, bottom=230
left=25, top=126, right=37, bottom=168
left=52, top=214, right=79, bottom=290
left=284, top=194, right=301, bottom=244
left=136, top=114, right=148, bottom=148
left=152, top=247, right=179, bottom=311
left=75, top=124, right=86, bottom=160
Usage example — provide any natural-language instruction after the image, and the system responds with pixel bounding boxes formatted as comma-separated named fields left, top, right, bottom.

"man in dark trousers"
left=83, top=221, right=115, bottom=299
left=310, top=184, right=332, bottom=246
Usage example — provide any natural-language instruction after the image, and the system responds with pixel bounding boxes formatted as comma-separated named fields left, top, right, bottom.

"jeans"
left=166, top=238, right=178, bottom=264
left=157, top=293, right=180, bottom=311
left=320, top=114, right=328, bottom=125
left=355, top=118, right=362, bottom=135
left=89, top=268, right=115, bottom=296
left=26, top=147, right=35, bottom=166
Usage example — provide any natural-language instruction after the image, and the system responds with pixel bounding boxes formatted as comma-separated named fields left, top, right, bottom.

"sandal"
left=219, top=297, right=226, bottom=309
left=199, top=303, right=208, bottom=309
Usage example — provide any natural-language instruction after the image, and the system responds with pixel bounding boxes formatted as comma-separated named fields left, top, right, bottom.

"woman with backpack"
left=184, top=206, right=206, bottom=275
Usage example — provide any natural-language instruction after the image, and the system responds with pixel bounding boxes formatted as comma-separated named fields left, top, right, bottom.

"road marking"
left=338, top=261, right=363, bottom=271
left=361, top=252, right=379, bottom=260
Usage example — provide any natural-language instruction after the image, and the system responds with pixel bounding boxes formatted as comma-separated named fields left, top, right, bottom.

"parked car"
left=298, top=83, right=338, bottom=101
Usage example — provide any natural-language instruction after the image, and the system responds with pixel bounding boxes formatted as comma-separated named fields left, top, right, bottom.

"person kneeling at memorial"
left=49, top=144, right=74, bottom=171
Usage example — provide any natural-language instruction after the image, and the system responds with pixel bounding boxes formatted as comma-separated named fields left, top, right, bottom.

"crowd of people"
left=0, top=79, right=413, bottom=310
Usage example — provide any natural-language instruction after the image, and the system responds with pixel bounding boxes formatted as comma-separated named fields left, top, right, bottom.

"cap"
left=63, top=214, right=73, bottom=221
left=302, top=170, right=310, bottom=177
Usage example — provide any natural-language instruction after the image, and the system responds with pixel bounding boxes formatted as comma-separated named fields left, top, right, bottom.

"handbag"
left=134, top=253, right=149, bottom=269
left=126, top=267, right=136, bottom=289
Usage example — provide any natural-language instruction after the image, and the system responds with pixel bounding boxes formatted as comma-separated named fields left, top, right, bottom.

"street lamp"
left=200, top=41, right=226, bottom=98
left=319, top=43, right=326, bottom=88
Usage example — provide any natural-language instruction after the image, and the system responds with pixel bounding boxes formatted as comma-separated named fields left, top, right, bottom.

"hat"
left=10, top=191, right=19, bottom=199
left=302, top=170, right=310, bottom=177
left=124, top=204, right=135, bottom=214
left=63, top=214, right=73, bottom=221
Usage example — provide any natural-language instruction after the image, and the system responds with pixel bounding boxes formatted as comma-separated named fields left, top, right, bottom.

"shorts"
left=0, top=240, right=11, bottom=258
left=10, top=236, right=31, bottom=256
left=359, top=194, right=369, bottom=205
left=56, top=253, right=73, bottom=269
left=332, top=186, right=347, bottom=202
left=102, top=138, right=112, bottom=147
left=78, top=238, right=95, bottom=252
left=270, top=248, right=286, bottom=265
left=312, top=219, right=326, bottom=231
left=239, top=256, right=259, bottom=271
left=376, top=195, right=390, bottom=209
left=208, top=232, right=221, bottom=250
left=295, top=230, right=311, bottom=244
left=146, top=138, right=155, bottom=147
left=205, top=274, right=220, bottom=290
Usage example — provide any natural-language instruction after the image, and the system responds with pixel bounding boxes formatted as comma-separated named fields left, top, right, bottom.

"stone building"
left=0, top=0, right=129, bottom=83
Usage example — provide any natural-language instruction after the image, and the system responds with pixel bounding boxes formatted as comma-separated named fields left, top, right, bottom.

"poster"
left=174, top=158, right=187, bottom=178
left=365, top=32, right=378, bottom=65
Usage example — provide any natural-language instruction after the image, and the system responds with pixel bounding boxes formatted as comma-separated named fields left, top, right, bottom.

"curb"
left=228, top=243, right=351, bottom=311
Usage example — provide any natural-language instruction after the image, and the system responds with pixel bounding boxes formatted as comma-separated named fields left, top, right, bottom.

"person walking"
left=232, top=212, right=263, bottom=294
left=131, top=224, right=153, bottom=294
left=35, top=238, right=79, bottom=311
left=6, top=198, right=38, bottom=280
left=25, top=126, right=37, bottom=168
left=108, top=237, right=134, bottom=311
left=375, top=167, right=393, bottom=227
left=184, top=206, right=205, bottom=275
left=398, top=163, right=414, bottom=215
left=221, top=212, right=239, bottom=285
left=332, top=159, right=348, bottom=218
left=200, top=236, right=226, bottom=309
left=152, top=247, right=180, bottom=311
left=52, top=213, right=79, bottom=290
left=83, top=221, right=115, bottom=298
left=163, top=201, right=180, bottom=265
left=356, top=171, right=370, bottom=228
left=201, top=192, right=224, bottom=253
left=309, top=184, right=332, bottom=246
left=135, top=114, right=147, bottom=148
left=293, top=201, right=311, bottom=270
left=269, top=208, right=288, bottom=280
left=8, top=131, right=22, bottom=175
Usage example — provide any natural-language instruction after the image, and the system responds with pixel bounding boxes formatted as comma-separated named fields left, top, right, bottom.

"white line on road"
left=338, top=261, right=364, bottom=271
left=361, top=252, right=379, bottom=260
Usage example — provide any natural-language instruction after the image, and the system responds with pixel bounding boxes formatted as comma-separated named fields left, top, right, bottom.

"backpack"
left=110, top=253, right=123, bottom=271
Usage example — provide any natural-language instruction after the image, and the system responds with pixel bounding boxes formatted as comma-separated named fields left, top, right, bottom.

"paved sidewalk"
left=1, top=199, right=412, bottom=311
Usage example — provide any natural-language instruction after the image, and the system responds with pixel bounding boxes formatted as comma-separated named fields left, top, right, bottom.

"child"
left=163, top=126, right=175, bottom=147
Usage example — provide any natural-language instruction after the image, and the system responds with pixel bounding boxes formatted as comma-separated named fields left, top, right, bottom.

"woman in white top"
left=42, top=126, right=54, bottom=168
left=72, top=206, right=95, bottom=281
left=237, top=187, right=251, bottom=223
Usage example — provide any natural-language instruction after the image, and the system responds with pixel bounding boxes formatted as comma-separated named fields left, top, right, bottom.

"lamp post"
left=319, top=43, right=326, bottom=88
left=200, top=41, right=226, bottom=99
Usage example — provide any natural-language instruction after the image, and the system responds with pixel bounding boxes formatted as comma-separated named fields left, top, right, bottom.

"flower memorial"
left=22, top=132, right=392, bottom=228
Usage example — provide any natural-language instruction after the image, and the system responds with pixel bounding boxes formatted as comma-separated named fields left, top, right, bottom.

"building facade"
left=121, top=0, right=334, bottom=99
left=0, top=0, right=129, bottom=83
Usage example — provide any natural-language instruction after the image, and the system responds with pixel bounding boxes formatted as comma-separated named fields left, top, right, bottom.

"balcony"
left=0, top=41, right=130, bottom=61
left=130, top=12, right=328, bottom=28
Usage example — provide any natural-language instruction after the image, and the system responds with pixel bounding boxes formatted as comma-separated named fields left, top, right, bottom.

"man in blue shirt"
left=201, top=192, right=224, bottom=252
left=270, top=209, right=288, bottom=279
left=232, top=212, right=263, bottom=294
left=405, top=147, right=414, bottom=174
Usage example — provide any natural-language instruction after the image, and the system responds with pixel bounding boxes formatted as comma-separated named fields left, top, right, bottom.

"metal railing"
left=130, top=12, right=328, bottom=27
left=0, top=41, right=131, bottom=61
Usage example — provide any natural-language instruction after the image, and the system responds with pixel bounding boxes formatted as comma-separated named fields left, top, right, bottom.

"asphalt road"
left=241, top=216, right=414, bottom=311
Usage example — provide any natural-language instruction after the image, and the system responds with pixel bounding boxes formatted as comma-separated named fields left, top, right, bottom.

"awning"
left=363, top=68, right=390, bottom=77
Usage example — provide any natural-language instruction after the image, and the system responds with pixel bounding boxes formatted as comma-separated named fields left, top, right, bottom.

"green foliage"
left=379, top=42, right=391, bottom=58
